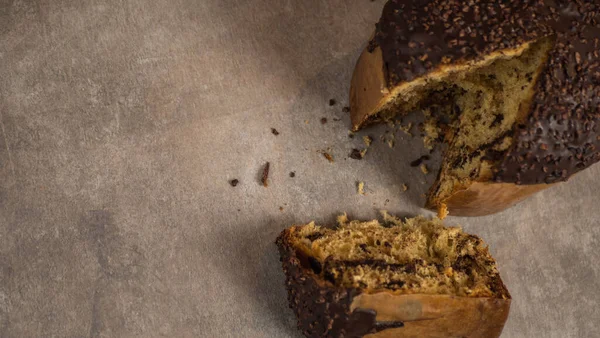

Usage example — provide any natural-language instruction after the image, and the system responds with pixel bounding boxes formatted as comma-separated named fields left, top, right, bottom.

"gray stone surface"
left=0, top=0, right=599, bottom=337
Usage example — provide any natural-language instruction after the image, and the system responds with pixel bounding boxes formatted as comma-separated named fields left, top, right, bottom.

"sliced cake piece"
left=276, top=214, right=510, bottom=338
left=350, top=0, right=600, bottom=216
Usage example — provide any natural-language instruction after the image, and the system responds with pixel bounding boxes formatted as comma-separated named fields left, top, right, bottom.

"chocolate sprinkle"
left=372, top=0, right=600, bottom=185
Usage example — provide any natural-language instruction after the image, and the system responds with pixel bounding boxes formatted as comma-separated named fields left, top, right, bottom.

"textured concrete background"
left=0, top=0, right=599, bottom=337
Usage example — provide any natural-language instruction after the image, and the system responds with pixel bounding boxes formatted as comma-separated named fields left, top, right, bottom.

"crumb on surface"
left=363, top=136, right=373, bottom=147
left=438, top=203, right=449, bottom=220
left=357, top=181, right=365, bottom=195
left=350, top=148, right=364, bottom=160
left=279, top=206, right=284, bottom=211
left=321, top=117, right=328, bottom=124
left=399, top=122, right=413, bottom=136
left=271, top=128, right=279, bottom=136
left=304, top=120, right=309, bottom=124
left=329, top=98, right=336, bottom=106
left=322, top=152, right=334, bottom=163
left=387, top=137, right=395, bottom=148
left=261, top=162, right=270, bottom=187
left=289, top=171, right=296, bottom=178
left=420, top=164, right=429, bottom=174
left=402, top=184, right=409, bottom=192
left=342, top=106, right=350, bottom=113
left=230, top=179, right=239, bottom=187
left=348, top=131, right=355, bottom=138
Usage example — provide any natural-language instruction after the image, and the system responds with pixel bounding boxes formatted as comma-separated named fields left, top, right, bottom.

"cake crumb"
left=360, top=149, right=368, bottom=158
left=304, top=120, right=309, bottom=124
left=348, top=131, right=355, bottom=139
left=420, top=164, right=429, bottom=174
left=363, top=136, right=373, bottom=147
left=322, top=152, right=334, bottom=163
left=402, top=184, right=409, bottom=192
left=230, top=179, right=239, bottom=187
left=350, top=149, right=364, bottom=160
left=399, top=122, right=413, bottom=136
left=357, top=182, right=365, bottom=195
left=279, top=206, right=284, bottom=212
left=337, top=213, right=349, bottom=226
left=387, top=136, right=395, bottom=149
left=271, top=128, right=279, bottom=136
left=261, top=162, right=270, bottom=187
left=438, top=203, right=449, bottom=220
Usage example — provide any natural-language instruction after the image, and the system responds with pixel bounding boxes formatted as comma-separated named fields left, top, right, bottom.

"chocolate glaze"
left=373, top=0, right=600, bottom=185
left=276, top=231, right=405, bottom=338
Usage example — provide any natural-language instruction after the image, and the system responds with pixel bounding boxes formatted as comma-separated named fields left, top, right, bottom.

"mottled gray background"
left=0, top=0, right=599, bottom=337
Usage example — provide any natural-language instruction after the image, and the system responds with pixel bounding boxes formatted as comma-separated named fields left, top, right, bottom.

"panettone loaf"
left=350, top=0, right=600, bottom=216
left=276, top=214, right=511, bottom=338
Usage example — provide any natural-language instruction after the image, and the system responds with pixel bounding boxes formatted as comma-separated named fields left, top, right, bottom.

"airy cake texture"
left=290, top=214, right=508, bottom=299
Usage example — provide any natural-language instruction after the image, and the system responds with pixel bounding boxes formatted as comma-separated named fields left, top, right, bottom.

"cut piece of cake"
left=350, top=0, right=600, bottom=216
left=276, top=214, right=510, bottom=338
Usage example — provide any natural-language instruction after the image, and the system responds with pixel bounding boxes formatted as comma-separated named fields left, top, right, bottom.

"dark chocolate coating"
left=275, top=232, right=404, bottom=338
left=373, top=0, right=600, bottom=185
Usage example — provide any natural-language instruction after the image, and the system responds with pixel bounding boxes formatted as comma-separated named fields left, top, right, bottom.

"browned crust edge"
left=426, top=180, right=554, bottom=217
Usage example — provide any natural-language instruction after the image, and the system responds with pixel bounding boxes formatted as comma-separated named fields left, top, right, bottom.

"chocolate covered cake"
left=350, top=0, right=600, bottom=216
